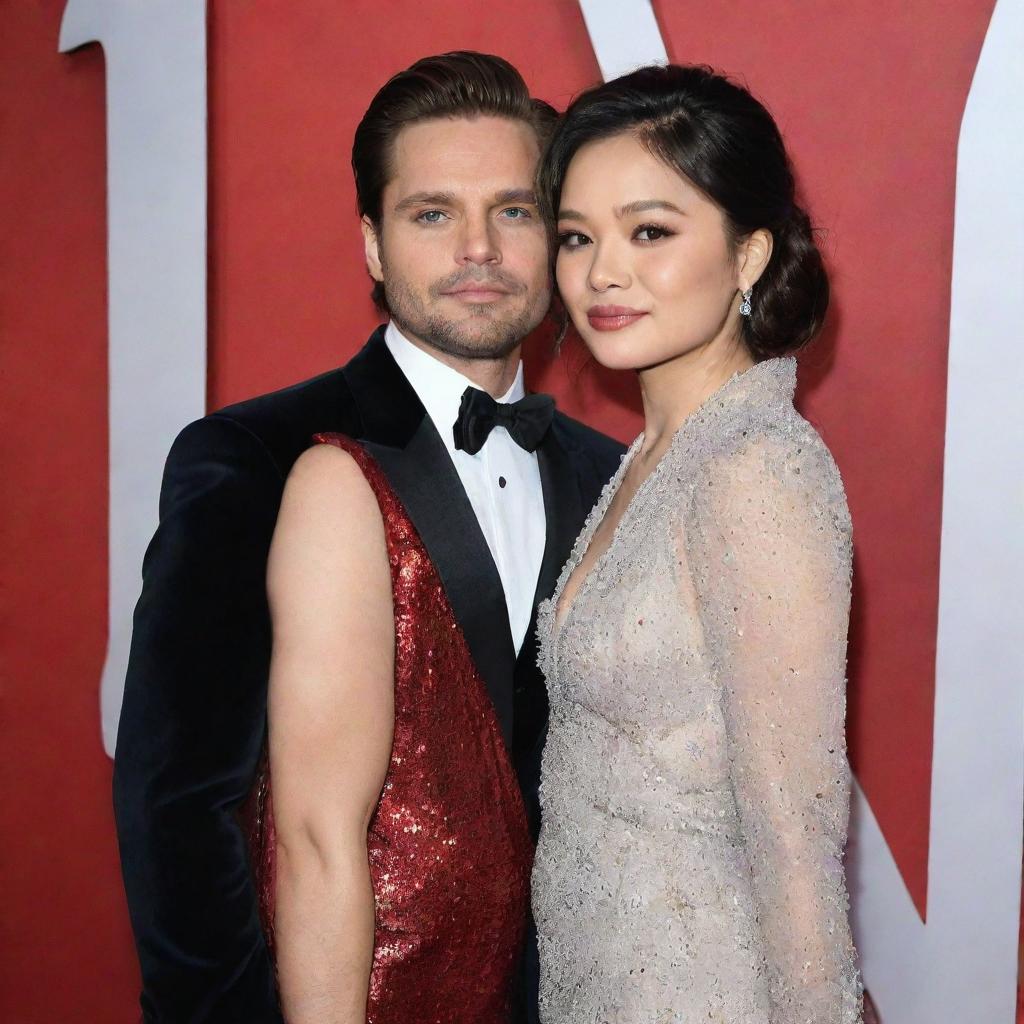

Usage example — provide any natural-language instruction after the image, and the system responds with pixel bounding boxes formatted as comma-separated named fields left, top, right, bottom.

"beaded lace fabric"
left=532, top=358, right=863, bottom=1023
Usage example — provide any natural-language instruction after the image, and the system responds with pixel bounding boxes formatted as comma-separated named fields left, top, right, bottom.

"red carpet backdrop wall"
left=2, top=1, right=1021, bottom=1021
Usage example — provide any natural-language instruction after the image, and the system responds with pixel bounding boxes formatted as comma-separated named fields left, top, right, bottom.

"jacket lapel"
left=532, top=425, right=585, bottom=609
left=511, top=419, right=589, bottom=837
left=514, top=419, right=586, bottom=677
left=342, top=329, right=517, bottom=746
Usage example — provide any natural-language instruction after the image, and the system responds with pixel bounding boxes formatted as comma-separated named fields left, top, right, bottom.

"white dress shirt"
left=384, top=321, right=546, bottom=655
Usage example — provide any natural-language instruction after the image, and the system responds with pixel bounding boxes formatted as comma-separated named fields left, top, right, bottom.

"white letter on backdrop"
left=847, top=0, right=1024, bottom=1019
left=577, top=0, right=668, bottom=80
left=59, top=0, right=207, bottom=756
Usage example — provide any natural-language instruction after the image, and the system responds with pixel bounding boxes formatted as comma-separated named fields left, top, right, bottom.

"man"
left=114, top=51, right=623, bottom=1023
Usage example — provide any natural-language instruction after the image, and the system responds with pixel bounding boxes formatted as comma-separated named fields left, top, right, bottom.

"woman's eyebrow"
left=558, top=199, right=685, bottom=222
left=616, top=199, right=685, bottom=217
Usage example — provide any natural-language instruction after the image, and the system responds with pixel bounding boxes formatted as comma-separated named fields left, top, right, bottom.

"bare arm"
left=267, top=444, right=395, bottom=1024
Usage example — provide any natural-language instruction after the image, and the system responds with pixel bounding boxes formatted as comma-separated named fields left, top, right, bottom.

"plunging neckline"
left=551, top=434, right=648, bottom=635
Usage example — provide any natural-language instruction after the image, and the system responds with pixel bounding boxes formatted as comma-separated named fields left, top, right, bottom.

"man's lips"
left=441, top=284, right=512, bottom=303
left=586, top=305, right=649, bottom=331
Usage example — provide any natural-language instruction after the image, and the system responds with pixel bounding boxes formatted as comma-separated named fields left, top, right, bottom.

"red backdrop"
left=0, top=1, right=996, bottom=1019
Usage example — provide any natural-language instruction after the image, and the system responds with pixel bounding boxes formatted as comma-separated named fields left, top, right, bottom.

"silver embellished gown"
left=532, top=358, right=863, bottom=1024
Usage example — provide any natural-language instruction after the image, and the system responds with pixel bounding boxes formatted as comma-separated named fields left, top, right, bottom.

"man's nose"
left=456, top=213, right=501, bottom=266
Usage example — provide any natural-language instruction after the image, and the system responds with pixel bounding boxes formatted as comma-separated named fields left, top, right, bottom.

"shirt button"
left=498, top=476, right=507, bottom=488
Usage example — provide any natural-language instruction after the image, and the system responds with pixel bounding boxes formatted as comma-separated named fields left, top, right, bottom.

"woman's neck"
left=636, top=336, right=754, bottom=457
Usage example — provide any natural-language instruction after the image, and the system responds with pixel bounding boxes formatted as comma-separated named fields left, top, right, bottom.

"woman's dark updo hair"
left=538, top=64, right=828, bottom=359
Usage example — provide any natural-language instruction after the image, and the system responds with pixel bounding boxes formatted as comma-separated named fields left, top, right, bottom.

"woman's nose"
left=586, top=240, right=630, bottom=292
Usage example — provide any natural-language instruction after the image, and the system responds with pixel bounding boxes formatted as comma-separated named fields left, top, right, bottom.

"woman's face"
left=555, top=132, right=752, bottom=371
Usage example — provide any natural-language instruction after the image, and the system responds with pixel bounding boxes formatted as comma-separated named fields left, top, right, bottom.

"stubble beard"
left=381, top=260, right=550, bottom=362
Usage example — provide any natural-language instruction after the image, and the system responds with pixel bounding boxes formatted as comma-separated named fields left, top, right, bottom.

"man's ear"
left=361, top=215, right=384, bottom=282
left=737, top=227, right=773, bottom=291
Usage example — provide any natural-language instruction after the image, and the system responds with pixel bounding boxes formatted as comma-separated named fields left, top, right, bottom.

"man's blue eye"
left=503, top=207, right=530, bottom=219
left=418, top=210, right=446, bottom=223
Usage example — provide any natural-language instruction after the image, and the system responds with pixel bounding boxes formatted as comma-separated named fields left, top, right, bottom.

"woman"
left=531, top=65, right=863, bottom=1022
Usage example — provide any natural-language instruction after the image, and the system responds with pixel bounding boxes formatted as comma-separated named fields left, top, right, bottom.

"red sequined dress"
left=247, top=433, right=534, bottom=1023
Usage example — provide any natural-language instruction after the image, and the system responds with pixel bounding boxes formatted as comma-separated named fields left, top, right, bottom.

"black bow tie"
left=453, top=386, right=555, bottom=456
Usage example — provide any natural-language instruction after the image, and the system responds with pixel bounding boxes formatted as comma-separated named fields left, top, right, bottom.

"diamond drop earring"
left=739, top=288, right=753, bottom=317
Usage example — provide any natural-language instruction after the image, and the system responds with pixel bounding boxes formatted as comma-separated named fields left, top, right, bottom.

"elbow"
left=275, top=816, right=370, bottom=881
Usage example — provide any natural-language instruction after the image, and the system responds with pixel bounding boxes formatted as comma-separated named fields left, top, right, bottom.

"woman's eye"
left=557, top=230, right=590, bottom=249
left=501, top=207, right=531, bottom=220
left=635, top=224, right=671, bottom=242
left=417, top=210, right=448, bottom=224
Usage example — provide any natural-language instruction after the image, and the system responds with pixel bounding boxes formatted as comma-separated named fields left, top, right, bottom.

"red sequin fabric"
left=247, top=433, right=534, bottom=1024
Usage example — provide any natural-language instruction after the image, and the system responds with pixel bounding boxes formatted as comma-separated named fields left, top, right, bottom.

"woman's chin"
left=576, top=332, right=663, bottom=373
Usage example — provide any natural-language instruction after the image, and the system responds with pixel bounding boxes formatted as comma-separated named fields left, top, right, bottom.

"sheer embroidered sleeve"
left=686, top=431, right=863, bottom=1023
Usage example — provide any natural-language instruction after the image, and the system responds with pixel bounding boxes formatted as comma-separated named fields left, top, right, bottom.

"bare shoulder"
left=270, top=443, right=389, bottom=595
left=280, top=443, right=383, bottom=529
left=288, top=442, right=371, bottom=498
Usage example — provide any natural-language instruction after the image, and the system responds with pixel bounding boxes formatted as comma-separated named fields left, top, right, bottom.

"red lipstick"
left=586, top=305, right=648, bottom=331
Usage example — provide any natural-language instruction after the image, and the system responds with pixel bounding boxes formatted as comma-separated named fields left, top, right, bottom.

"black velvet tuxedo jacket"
left=113, top=326, right=625, bottom=1024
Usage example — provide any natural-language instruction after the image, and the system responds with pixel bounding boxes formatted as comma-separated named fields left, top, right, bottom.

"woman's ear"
left=737, top=227, right=773, bottom=290
left=361, top=216, right=384, bottom=283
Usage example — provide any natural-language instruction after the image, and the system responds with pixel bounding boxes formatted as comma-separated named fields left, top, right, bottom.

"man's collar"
left=384, top=321, right=525, bottom=451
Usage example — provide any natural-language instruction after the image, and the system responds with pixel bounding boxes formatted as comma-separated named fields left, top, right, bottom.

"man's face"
left=363, top=115, right=552, bottom=361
